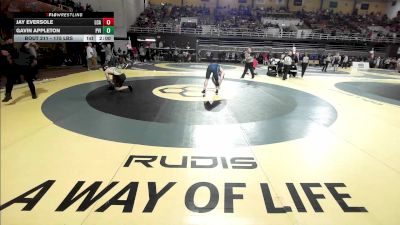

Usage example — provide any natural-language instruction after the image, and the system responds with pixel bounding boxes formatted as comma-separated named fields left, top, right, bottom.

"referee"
left=282, top=51, right=292, bottom=80
left=241, top=48, right=255, bottom=79
left=301, top=53, right=309, bottom=77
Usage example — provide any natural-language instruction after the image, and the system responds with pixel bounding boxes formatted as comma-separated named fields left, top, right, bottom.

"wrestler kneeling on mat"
left=202, top=63, right=225, bottom=95
left=101, top=66, right=133, bottom=92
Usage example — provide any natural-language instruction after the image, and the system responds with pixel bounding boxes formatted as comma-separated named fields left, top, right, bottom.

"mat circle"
left=42, top=76, right=337, bottom=147
left=335, top=82, right=400, bottom=106
left=86, top=78, right=297, bottom=125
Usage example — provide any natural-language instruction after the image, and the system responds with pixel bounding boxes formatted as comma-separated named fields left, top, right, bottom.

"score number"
left=103, top=26, right=114, bottom=34
left=102, top=18, right=114, bottom=26
left=102, top=18, right=114, bottom=34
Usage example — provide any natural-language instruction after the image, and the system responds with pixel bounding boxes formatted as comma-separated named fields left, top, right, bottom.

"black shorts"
left=112, top=73, right=126, bottom=87
left=206, top=65, right=219, bottom=81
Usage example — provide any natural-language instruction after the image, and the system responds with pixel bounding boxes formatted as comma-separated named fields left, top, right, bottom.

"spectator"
left=342, top=55, right=349, bottom=68
left=105, top=44, right=113, bottom=65
left=100, top=44, right=106, bottom=66
left=132, top=46, right=138, bottom=62
left=91, top=44, right=98, bottom=69
left=139, top=45, right=146, bottom=62
left=206, top=51, right=212, bottom=62
left=253, top=55, right=258, bottom=75
left=86, top=43, right=94, bottom=70
left=397, top=58, right=400, bottom=73
left=384, top=58, right=390, bottom=69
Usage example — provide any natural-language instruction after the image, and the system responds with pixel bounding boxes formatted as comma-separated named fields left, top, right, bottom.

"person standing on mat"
left=28, top=42, right=39, bottom=80
left=1, top=37, right=18, bottom=102
left=202, top=63, right=225, bottom=95
left=252, top=55, right=259, bottom=75
left=241, top=48, right=255, bottom=79
left=341, top=55, right=348, bottom=68
left=333, top=53, right=341, bottom=72
left=101, top=66, right=133, bottom=92
left=18, top=43, right=37, bottom=98
left=322, top=54, right=331, bottom=72
left=4, top=42, right=38, bottom=102
left=282, top=51, right=292, bottom=80
left=301, top=53, right=309, bottom=77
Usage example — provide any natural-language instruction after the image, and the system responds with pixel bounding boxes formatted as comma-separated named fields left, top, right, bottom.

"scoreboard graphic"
left=13, top=12, right=114, bottom=43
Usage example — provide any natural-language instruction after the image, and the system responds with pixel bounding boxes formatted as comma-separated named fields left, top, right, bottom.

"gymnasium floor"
left=1, top=63, right=400, bottom=225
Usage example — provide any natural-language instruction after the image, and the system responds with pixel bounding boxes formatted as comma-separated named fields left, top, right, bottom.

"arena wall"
left=150, top=0, right=183, bottom=6
left=217, top=0, right=251, bottom=8
left=321, top=0, right=354, bottom=14
left=288, top=0, right=320, bottom=12
left=77, top=0, right=148, bottom=38
left=386, top=0, right=400, bottom=18
left=149, top=0, right=288, bottom=8
left=355, top=0, right=391, bottom=15
left=149, top=0, right=393, bottom=16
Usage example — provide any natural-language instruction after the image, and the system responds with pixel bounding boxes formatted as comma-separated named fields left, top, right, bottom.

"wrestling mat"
left=1, top=63, right=400, bottom=225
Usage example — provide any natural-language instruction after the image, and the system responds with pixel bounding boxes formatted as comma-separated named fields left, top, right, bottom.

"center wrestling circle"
left=41, top=76, right=337, bottom=147
left=152, top=84, right=224, bottom=101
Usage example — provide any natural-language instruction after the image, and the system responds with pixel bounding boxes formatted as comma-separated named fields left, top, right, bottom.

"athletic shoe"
left=201, top=89, right=206, bottom=94
left=32, top=94, right=37, bottom=99
left=128, top=85, right=133, bottom=92
left=2, top=95, right=12, bottom=102
left=215, top=89, right=218, bottom=94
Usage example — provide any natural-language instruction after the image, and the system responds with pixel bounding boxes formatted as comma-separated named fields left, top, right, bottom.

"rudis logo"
left=153, top=84, right=224, bottom=101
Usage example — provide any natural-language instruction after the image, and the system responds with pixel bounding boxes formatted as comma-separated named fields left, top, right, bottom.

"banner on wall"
left=293, top=0, right=302, bottom=6
left=329, top=1, right=338, bottom=8
left=238, top=0, right=247, bottom=3
left=255, top=0, right=266, bottom=4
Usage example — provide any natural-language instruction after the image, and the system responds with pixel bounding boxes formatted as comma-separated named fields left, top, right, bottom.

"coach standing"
left=301, top=53, right=309, bottom=77
left=322, top=54, right=331, bottom=72
left=16, top=43, right=37, bottom=98
left=1, top=37, right=17, bottom=102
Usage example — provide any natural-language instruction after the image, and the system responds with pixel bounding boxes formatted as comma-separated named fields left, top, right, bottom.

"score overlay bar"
left=13, top=35, right=114, bottom=42
left=14, top=18, right=108, bottom=26
left=13, top=12, right=114, bottom=18
left=13, top=12, right=114, bottom=42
